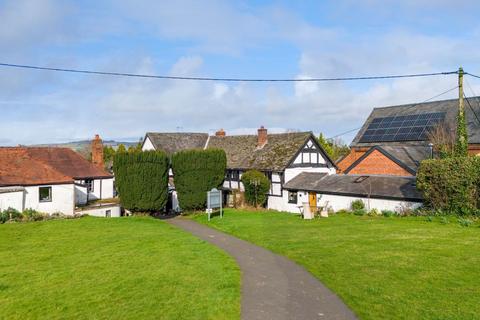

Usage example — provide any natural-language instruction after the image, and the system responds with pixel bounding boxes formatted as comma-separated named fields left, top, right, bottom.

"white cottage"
left=142, top=127, right=337, bottom=212
left=0, top=144, right=116, bottom=216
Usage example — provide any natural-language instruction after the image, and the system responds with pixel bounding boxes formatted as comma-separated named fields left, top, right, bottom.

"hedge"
left=241, top=170, right=270, bottom=207
left=171, top=149, right=226, bottom=210
left=113, top=150, right=169, bottom=212
left=417, top=157, right=480, bottom=214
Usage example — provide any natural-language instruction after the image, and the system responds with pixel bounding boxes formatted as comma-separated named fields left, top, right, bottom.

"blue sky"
left=1, top=0, right=480, bottom=145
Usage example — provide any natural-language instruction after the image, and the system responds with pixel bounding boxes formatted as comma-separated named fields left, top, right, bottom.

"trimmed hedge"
left=417, top=157, right=480, bottom=214
left=171, top=149, right=226, bottom=210
left=241, top=170, right=270, bottom=207
left=113, top=151, right=169, bottom=212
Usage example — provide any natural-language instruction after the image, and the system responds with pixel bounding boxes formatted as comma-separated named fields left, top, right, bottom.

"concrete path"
left=167, top=217, right=357, bottom=320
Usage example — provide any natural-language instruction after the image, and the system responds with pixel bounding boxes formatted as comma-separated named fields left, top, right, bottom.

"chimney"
left=91, top=134, right=104, bottom=168
left=215, top=128, right=226, bottom=137
left=257, top=126, right=268, bottom=147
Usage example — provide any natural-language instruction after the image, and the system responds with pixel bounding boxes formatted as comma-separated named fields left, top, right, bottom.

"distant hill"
left=31, top=140, right=139, bottom=159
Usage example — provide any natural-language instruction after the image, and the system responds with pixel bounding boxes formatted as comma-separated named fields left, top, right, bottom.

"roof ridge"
left=372, top=96, right=477, bottom=111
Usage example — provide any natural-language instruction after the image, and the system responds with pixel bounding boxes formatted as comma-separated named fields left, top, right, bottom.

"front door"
left=308, top=192, right=317, bottom=212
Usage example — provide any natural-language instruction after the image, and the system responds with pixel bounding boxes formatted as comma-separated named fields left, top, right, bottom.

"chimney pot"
left=91, top=134, right=104, bottom=168
left=215, top=128, right=226, bottom=137
left=257, top=126, right=268, bottom=147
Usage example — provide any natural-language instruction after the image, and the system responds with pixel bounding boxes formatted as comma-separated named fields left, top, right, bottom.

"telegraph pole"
left=459, top=67, right=464, bottom=115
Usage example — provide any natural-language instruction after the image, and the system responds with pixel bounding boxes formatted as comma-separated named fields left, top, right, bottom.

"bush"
left=241, top=170, right=270, bottom=207
left=336, top=209, right=350, bottom=215
left=351, top=200, right=365, bottom=211
left=353, top=209, right=367, bottom=216
left=417, top=157, right=480, bottom=215
left=368, top=208, right=380, bottom=216
left=114, top=151, right=169, bottom=212
left=457, top=217, right=473, bottom=227
left=171, top=149, right=226, bottom=211
left=381, top=210, right=395, bottom=217
left=21, top=208, right=44, bottom=221
left=0, top=207, right=22, bottom=222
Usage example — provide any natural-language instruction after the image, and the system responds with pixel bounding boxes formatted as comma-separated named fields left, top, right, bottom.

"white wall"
left=268, top=190, right=320, bottom=213
left=24, top=184, right=75, bottom=215
left=75, top=178, right=114, bottom=201
left=75, top=185, right=88, bottom=205
left=142, top=136, right=155, bottom=151
left=319, top=194, right=422, bottom=212
left=77, top=204, right=121, bottom=217
left=0, top=189, right=24, bottom=212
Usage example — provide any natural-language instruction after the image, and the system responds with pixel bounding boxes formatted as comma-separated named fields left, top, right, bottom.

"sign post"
left=207, top=188, right=223, bottom=221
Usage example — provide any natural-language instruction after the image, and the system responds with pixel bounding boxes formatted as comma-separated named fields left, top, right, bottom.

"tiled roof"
left=0, top=147, right=112, bottom=186
left=284, top=172, right=422, bottom=201
left=351, top=97, right=480, bottom=147
left=207, top=132, right=314, bottom=171
left=145, top=132, right=209, bottom=155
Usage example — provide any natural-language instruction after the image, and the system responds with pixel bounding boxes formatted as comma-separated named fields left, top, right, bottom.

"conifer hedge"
left=171, top=149, right=226, bottom=210
left=241, top=170, right=270, bottom=207
left=113, top=151, right=169, bottom=212
left=417, top=157, right=480, bottom=215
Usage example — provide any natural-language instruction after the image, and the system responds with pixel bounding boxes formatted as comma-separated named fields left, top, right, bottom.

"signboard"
left=206, top=188, right=223, bottom=221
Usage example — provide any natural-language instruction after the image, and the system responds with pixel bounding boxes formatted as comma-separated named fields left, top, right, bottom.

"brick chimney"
left=257, top=126, right=268, bottom=147
left=215, top=128, right=226, bottom=137
left=91, top=134, right=104, bottom=168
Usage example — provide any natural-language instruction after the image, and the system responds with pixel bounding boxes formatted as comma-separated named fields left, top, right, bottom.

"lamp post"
left=428, top=143, right=434, bottom=159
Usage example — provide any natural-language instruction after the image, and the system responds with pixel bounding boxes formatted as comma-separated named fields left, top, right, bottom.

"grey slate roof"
left=351, top=97, right=480, bottom=147
left=207, top=132, right=320, bottom=171
left=145, top=132, right=209, bottom=155
left=284, top=172, right=422, bottom=202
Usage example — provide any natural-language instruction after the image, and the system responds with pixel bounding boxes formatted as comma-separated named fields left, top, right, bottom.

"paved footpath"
left=167, top=217, right=357, bottom=320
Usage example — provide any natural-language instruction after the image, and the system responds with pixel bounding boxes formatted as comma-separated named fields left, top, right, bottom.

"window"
left=105, top=210, right=111, bottom=218
left=85, top=179, right=94, bottom=192
left=288, top=191, right=298, bottom=204
left=39, top=186, right=52, bottom=202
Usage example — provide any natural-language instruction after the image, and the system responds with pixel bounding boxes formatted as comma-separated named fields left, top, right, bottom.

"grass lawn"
left=193, top=209, right=480, bottom=320
left=0, top=217, right=240, bottom=320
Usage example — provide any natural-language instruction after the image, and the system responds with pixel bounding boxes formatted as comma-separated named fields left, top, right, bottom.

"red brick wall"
left=347, top=149, right=413, bottom=176
left=337, top=149, right=366, bottom=173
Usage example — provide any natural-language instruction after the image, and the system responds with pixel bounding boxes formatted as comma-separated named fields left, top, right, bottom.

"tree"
left=113, top=151, right=169, bottom=212
left=241, top=170, right=270, bottom=208
left=117, top=144, right=127, bottom=153
left=317, top=133, right=350, bottom=162
left=171, top=149, right=227, bottom=210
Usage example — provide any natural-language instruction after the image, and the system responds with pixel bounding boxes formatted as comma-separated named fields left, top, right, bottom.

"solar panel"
left=359, top=112, right=446, bottom=143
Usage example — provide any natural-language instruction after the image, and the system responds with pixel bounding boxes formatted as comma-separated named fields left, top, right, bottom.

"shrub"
left=440, top=216, right=449, bottom=224
left=336, top=209, right=350, bottom=215
left=381, top=210, right=395, bottom=217
left=353, top=209, right=367, bottom=216
left=351, top=200, right=365, bottom=211
left=241, top=170, right=270, bottom=207
left=22, top=208, right=44, bottom=221
left=417, top=157, right=480, bottom=214
left=458, top=217, right=473, bottom=227
left=114, top=150, right=169, bottom=212
left=368, top=208, right=380, bottom=216
left=171, top=149, right=226, bottom=211
left=0, top=207, right=22, bottom=222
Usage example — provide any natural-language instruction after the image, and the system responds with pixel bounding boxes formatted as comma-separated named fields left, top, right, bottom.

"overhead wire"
left=0, top=62, right=458, bottom=82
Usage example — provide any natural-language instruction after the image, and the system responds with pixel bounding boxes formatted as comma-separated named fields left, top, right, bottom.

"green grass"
left=0, top=217, right=240, bottom=320
left=193, top=209, right=480, bottom=320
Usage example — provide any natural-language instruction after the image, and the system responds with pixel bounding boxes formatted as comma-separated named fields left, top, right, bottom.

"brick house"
left=338, top=97, right=480, bottom=175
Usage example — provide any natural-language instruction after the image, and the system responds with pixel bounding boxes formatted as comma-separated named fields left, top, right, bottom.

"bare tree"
left=427, top=124, right=456, bottom=158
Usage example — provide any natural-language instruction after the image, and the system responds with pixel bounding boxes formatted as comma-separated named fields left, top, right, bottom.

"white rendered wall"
left=75, top=185, right=88, bottom=205
left=318, top=194, right=421, bottom=213
left=0, top=190, right=24, bottom=212
left=24, top=184, right=75, bottom=215
left=268, top=190, right=318, bottom=213
left=142, top=137, right=156, bottom=151
left=77, top=205, right=121, bottom=217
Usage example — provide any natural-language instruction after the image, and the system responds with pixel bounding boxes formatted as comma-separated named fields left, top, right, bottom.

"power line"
left=0, top=62, right=458, bottom=82
left=464, top=94, right=480, bottom=125
left=328, top=85, right=459, bottom=139
left=466, top=72, right=480, bottom=79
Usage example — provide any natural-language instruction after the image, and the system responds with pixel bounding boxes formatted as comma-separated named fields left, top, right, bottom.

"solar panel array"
left=359, top=112, right=446, bottom=143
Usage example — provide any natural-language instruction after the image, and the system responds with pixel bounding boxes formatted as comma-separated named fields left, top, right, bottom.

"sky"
left=1, top=0, right=480, bottom=145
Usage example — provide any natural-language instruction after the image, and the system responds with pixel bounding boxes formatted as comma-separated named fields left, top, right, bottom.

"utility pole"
left=459, top=67, right=464, bottom=116
left=455, top=67, right=468, bottom=156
